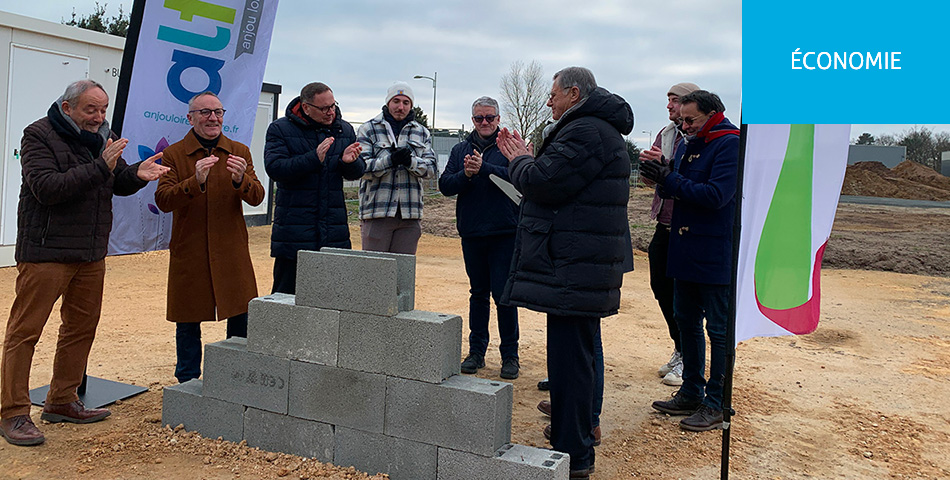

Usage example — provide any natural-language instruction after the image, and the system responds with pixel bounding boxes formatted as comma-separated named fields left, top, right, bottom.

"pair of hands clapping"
left=103, top=138, right=169, bottom=181
left=316, top=137, right=362, bottom=164
left=196, top=154, right=248, bottom=185
left=497, top=128, right=533, bottom=162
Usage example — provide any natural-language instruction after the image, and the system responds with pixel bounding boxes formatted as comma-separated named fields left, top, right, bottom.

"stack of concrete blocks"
left=162, top=248, right=569, bottom=479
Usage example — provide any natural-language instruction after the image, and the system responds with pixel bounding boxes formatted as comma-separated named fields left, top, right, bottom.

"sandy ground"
left=1, top=192, right=949, bottom=479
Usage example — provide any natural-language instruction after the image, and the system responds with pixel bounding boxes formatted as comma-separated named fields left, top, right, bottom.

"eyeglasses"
left=681, top=114, right=708, bottom=126
left=472, top=115, right=498, bottom=124
left=304, top=101, right=338, bottom=114
left=548, top=87, right=572, bottom=101
left=189, top=108, right=226, bottom=119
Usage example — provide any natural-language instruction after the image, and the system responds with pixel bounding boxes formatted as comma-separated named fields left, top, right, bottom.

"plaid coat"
left=356, top=112, right=437, bottom=219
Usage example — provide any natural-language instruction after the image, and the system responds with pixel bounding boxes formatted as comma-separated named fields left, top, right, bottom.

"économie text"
left=791, top=49, right=901, bottom=70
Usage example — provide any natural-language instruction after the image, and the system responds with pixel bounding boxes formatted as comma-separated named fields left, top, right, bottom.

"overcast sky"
left=4, top=2, right=946, bottom=146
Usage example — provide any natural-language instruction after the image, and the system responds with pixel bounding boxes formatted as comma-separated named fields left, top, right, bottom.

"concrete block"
left=339, top=310, right=461, bottom=383
left=247, top=293, right=340, bottom=365
left=438, top=444, right=570, bottom=480
left=203, top=337, right=290, bottom=414
left=244, top=408, right=334, bottom=462
left=321, top=247, right=415, bottom=311
left=161, top=379, right=244, bottom=442
left=385, top=375, right=512, bottom=455
left=288, top=361, right=386, bottom=433
left=296, top=250, right=398, bottom=315
left=335, top=427, right=437, bottom=480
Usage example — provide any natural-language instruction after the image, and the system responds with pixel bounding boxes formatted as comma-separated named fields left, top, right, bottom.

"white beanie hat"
left=385, top=82, right=415, bottom=106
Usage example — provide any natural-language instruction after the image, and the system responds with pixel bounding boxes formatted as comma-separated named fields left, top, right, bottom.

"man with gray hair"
left=1, top=79, right=167, bottom=446
left=498, top=66, right=633, bottom=479
left=439, top=96, right=520, bottom=379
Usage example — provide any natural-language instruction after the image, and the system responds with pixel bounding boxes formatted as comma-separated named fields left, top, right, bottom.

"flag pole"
left=110, top=0, right=147, bottom=135
left=721, top=121, right=748, bottom=480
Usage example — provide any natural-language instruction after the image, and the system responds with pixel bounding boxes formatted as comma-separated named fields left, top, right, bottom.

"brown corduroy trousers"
left=1, top=260, right=105, bottom=419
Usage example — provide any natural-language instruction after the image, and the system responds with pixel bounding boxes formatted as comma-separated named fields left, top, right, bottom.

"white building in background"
left=0, top=11, right=280, bottom=267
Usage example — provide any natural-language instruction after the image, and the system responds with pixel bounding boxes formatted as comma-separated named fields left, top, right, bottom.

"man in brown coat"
left=1, top=79, right=167, bottom=447
left=155, top=91, right=264, bottom=383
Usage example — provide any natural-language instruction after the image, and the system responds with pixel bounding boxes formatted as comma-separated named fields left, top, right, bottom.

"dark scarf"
left=382, top=105, right=416, bottom=137
left=47, top=102, right=104, bottom=158
left=471, top=128, right=499, bottom=153
left=191, top=129, right=220, bottom=154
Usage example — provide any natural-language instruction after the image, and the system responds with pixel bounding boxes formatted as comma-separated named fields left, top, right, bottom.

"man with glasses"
left=264, top=82, right=364, bottom=294
left=356, top=82, right=437, bottom=254
left=639, top=82, right=700, bottom=387
left=439, top=96, right=520, bottom=380
left=640, top=90, right=739, bottom=432
left=497, top=67, right=633, bottom=479
left=1, top=79, right=167, bottom=446
left=155, top=91, right=265, bottom=383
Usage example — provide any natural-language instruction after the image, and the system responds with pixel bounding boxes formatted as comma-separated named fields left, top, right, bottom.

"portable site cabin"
left=0, top=10, right=279, bottom=267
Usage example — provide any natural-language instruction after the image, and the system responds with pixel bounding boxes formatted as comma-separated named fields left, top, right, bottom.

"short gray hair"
left=63, top=79, right=106, bottom=105
left=553, top=67, right=597, bottom=98
left=188, top=91, right=220, bottom=110
left=471, top=96, right=499, bottom=115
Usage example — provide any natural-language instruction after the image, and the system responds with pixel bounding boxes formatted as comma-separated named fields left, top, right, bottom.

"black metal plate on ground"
left=29, top=377, right=147, bottom=408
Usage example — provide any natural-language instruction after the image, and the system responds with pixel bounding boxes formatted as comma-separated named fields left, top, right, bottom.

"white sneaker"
left=658, top=350, right=682, bottom=377
left=662, top=360, right=683, bottom=386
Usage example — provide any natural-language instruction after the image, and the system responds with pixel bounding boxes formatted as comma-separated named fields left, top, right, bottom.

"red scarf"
left=696, top=112, right=740, bottom=143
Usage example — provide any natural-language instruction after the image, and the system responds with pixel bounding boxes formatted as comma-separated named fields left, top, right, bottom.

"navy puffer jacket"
left=502, top=87, right=634, bottom=318
left=264, top=97, right=366, bottom=259
left=438, top=130, right=518, bottom=238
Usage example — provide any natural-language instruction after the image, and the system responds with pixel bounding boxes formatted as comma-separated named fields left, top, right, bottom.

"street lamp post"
left=413, top=72, right=437, bottom=131
left=642, top=129, right=653, bottom=146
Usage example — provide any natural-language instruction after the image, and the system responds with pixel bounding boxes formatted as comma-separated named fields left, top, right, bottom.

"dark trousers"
left=175, top=313, right=248, bottom=383
left=461, top=235, right=519, bottom=359
left=648, top=224, right=680, bottom=352
left=547, top=314, right=598, bottom=471
left=272, top=257, right=297, bottom=294
left=673, top=280, right=729, bottom=410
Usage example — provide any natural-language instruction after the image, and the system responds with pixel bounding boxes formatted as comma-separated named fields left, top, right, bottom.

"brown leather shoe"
left=1, top=415, right=45, bottom=446
left=537, top=399, right=552, bottom=416
left=41, top=400, right=111, bottom=424
left=544, top=423, right=602, bottom=446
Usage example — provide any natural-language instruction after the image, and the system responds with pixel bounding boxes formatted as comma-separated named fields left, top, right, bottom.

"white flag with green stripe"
left=735, top=124, right=851, bottom=344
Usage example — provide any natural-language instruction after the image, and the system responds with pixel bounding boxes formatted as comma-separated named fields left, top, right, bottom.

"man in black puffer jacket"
left=498, top=67, right=633, bottom=479
left=264, top=82, right=365, bottom=293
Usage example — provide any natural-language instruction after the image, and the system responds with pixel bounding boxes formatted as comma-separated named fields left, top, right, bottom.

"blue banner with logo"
left=110, top=0, right=278, bottom=254
left=743, top=1, right=940, bottom=124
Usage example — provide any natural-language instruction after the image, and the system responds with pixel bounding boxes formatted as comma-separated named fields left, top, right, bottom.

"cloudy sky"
left=4, top=1, right=946, bottom=145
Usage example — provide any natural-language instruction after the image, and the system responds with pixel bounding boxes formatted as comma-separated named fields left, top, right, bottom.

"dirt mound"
left=841, top=161, right=950, bottom=201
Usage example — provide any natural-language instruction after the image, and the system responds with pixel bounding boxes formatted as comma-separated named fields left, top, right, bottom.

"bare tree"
left=499, top=60, right=551, bottom=146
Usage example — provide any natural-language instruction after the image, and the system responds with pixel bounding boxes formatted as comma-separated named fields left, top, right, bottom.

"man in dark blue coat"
left=498, top=67, right=633, bottom=479
left=264, top=82, right=365, bottom=293
left=439, top=96, right=520, bottom=380
left=640, top=90, right=739, bottom=432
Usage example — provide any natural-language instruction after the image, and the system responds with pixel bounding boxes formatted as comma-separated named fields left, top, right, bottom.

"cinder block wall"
left=162, top=249, right=569, bottom=480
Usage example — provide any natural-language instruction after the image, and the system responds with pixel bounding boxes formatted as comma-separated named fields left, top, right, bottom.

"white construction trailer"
left=0, top=10, right=279, bottom=267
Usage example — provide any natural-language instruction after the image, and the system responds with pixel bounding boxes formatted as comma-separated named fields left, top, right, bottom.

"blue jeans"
left=461, top=235, right=519, bottom=359
left=673, top=280, right=729, bottom=410
left=175, top=313, right=247, bottom=383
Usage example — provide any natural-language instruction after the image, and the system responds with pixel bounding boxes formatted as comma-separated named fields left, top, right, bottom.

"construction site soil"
left=1, top=161, right=948, bottom=479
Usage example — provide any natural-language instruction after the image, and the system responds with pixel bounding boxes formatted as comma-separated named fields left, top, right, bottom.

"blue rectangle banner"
left=743, top=2, right=940, bottom=124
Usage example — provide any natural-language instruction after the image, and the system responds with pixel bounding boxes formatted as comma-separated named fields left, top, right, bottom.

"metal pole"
left=721, top=121, right=747, bottom=480
left=431, top=72, right=437, bottom=131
